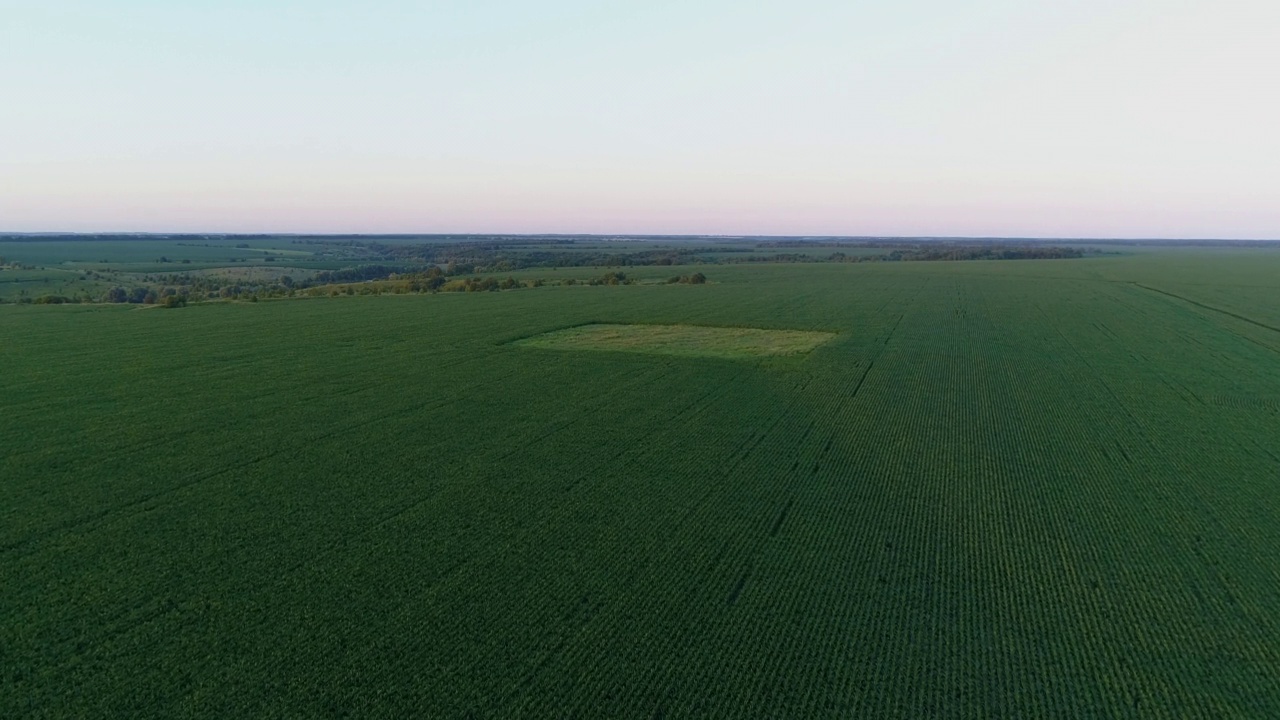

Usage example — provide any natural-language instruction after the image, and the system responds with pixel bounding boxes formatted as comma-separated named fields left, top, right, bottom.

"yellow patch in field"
left=514, top=323, right=835, bottom=359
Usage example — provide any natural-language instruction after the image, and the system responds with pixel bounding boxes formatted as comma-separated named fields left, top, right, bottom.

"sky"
left=1, top=0, right=1277, bottom=237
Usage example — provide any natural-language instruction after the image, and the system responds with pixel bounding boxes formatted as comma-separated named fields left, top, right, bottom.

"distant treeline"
left=11, top=269, right=692, bottom=306
left=356, top=242, right=707, bottom=273
left=305, top=240, right=1090, bottom=276
left=3, top=237, right=1091, bottom=307
left=718, top=244, right=1086, bottom=264
left=4, top=233, right=1278, bottom=246
left=842, top=245, right=1084, bottom=262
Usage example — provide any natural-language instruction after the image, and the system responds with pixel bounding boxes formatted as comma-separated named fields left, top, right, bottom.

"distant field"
left=0, top=238, right=300, bottom=265
left=515, top=323, right=836, bottom=359
left=4, top=249, right=1280, bottom=715
left=0, top=234, right=1110, bottom=302
left=0, top=237, right=350, bottom=301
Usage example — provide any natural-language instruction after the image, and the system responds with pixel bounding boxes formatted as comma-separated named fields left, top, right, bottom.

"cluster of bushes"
left=439, top=276, right=519, bottom=292
left=312, top=265, right=405, bottom=284
left=8, top=291, right=97, bottom=304
left=587, top=271, right=632, bottom=286
left=437, top=276, right=557, bottom=292
left=666, top=272, right=707, bottom=284
left=731, top=253, right=814, bottom=264
left=294, top=270, right=683, bottom=297
left=139, top=271, right=299, bottom=300
left=15, top=288, right=191, bottom=307
left=103, top=287, right=155, bottom=304
left=102, top=286, right=189, bottom=307
left=302, top=275, right=548, bottom=297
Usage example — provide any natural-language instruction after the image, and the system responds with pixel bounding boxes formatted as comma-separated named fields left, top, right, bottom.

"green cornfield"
left=4, top=250, right=1280, bottom=716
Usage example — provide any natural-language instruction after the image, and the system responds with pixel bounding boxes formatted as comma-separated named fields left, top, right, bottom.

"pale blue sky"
left=2, top=1, right=1277, bottom=237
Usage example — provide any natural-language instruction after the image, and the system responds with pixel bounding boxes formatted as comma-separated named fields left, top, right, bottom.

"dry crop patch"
left=514, top=323, right=836, bottom=359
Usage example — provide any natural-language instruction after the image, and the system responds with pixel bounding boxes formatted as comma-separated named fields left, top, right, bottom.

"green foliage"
left=588, top=271, right=629, bottom=286
left=667, top=272, right=707, bottom=284
left=4, top=254, right=1280, bottom=715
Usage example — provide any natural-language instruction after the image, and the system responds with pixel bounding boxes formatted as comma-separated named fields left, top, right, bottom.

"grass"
left=4, top=252, right=1280, bottom=715
left=514, top=322, right=836, bottom=359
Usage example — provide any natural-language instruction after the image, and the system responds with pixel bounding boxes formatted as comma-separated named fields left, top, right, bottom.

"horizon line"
left=2, top=231, right=1278, bottom=243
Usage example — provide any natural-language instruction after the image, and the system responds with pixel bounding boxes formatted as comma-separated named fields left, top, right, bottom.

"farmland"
left=514, top=323, right=837, bottom=359
left=0, top=233, right=1095, bottom=304
left=4, top=246, right=1280, bottom=716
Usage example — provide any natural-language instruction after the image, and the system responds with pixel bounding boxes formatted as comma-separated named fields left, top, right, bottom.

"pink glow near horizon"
left=2, top=1, right=1277, bottom=238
